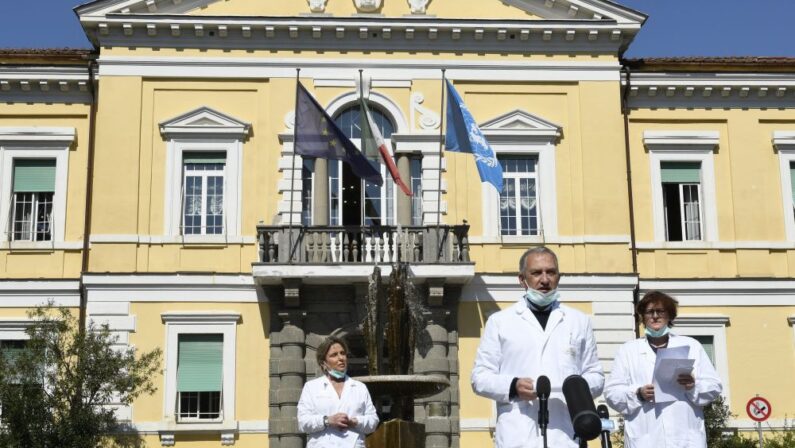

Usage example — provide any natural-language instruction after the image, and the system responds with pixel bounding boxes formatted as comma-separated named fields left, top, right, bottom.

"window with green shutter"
left=12, top=160, right=56, bottom=193
left=177, top=334, right=223, bottom=420
left=661, top=162, right=701, bottom=184
left=691, top=335, right=715, bottom=365
left=661, top=161, right=703, bottom=241
left=11, top=160, right=56, bottom=242
left=1, top=340, right=27, bottom=368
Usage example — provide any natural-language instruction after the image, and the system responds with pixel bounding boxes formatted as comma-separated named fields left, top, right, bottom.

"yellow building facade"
left=0, top=0, right=793, bottom=447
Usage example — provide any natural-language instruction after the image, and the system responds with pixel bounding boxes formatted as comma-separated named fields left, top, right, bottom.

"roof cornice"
left=79, top=14, right=639, bottom=53
left=0, top=66, right=92, bottom=103
left=624, top=71, right=795, bottom=109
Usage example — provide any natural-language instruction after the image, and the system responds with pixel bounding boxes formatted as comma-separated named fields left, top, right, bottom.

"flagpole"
left=435, top=69, right=446, bottom=260
left=288, top=68, right=300, bottom=264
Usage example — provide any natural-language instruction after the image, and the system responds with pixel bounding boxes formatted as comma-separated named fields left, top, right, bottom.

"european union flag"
left=294, top=82, right=383, bottom=186
left=445, top=80, right=503, bottom=192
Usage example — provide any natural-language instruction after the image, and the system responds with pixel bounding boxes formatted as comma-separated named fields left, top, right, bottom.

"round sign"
left=746, top=397, right=772, bottom=422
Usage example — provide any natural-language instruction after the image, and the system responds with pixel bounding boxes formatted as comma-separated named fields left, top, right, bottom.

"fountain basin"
left=355, top=374, right=450, bottom=399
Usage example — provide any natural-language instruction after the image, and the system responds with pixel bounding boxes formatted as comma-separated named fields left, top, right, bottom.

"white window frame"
left=674, top=314, right=731, bottom=403
left=499, top=157, right=540, bottom=237
left=644, top=131, right=719, bottom=246
left=773, top=132, right=795, bottom=241
left=328, top=150, right=398, bottom=227
left=181, top=158, right=226, bottom=236
left=161, top=312, right=240, bottom=426
left=479, top=110, right=560, bottom=243
left=323, top=90, right=408, bottom=227
left=663, top=180, right=704, bottom=242
left=160, top=107, right=249, bottom=243
left=0, top=127, right=74, bottom=248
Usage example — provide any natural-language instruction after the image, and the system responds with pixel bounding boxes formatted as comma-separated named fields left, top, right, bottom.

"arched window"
left=309, top=104, right=393, bottom=227
left=334, top=105, right=395, bottom=139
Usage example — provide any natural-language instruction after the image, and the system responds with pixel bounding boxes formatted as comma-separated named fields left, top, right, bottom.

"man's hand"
left=677, top=373, right=695, bottom=390
left=327, top=413, right=351, bottom=429
left=638, top=384, right=655, bottom=402
left=515, top=377, right=537, bottom=401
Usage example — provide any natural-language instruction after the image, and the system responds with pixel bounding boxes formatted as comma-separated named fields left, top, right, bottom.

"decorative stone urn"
left=355, top=0, right=383, bottom=13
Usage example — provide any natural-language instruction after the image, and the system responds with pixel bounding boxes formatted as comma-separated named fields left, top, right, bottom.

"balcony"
left=252, top=224, right=475, bottom=285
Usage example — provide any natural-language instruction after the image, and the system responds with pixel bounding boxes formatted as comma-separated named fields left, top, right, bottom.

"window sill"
left=636, top=241, right=795, bottom=250
left=158, top=420, right=238, bottom=446
left=0, top=241, right=83, bottom=251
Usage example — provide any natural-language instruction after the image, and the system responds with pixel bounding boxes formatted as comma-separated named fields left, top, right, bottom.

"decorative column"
left=414, top=280, right=454, bottom=448
left=396, top=154, right=412, bottom=226
left=271, top=311, right=307, bottom=448
left=313, top=159, right=329, bottom=225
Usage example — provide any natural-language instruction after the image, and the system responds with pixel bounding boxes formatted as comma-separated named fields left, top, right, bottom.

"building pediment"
left=76, top=0, right=221, bottom=17
left=77, top=0, right=644, bottom=24
left=76, top=0, right=643, bottom=51
left=159, top=106, right=250, bottom=138
left=480, top=109, right=561, bottom=143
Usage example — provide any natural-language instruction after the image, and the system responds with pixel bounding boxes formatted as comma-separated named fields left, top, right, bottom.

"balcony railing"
left=255, top=224, right=470, bottom=264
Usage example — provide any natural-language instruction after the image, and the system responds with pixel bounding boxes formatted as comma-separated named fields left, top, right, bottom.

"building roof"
left=0, top=49, right=94, bottom=65
left=624, top=57, right=795, bottom=73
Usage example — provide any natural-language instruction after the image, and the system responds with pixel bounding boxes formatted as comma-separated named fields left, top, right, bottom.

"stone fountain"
left=357, top=262, right=450, bottom=448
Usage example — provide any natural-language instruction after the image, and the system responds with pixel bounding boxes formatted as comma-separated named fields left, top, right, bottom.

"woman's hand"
left=638, top=384, right=655, bottom=402
left=327, top=413, right=352, bottom=429
left=677, top=373, right=695, bottom=390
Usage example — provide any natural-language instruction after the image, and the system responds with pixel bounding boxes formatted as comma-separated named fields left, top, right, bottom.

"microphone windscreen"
left=597, top=404, right=610, bottom=419
left=536, top=375, right=551, bottom=399
left=562, top=375, right=601, bottom=441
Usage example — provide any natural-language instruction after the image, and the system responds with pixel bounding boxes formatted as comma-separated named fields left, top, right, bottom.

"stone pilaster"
left=271, top=311, right=307, bottom=448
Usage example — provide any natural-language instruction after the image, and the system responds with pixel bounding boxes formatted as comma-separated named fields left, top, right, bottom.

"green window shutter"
left=1, top=340, right=28, bottom=370
left=183, top=152, right=226, bottom=164
left=661, top=162, right=701, bottom=184
left=691, top=335, right=715, bottom=365
left=177, top=334, right=223, bottom=392
left=13, top=159, right=56, bottom=192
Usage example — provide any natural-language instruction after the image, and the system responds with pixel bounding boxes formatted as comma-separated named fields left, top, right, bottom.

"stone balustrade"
left=256, top=224, right=470, bottom=264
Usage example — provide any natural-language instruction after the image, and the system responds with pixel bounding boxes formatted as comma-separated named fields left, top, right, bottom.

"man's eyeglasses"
left=642, top=309, right=668, bottom=317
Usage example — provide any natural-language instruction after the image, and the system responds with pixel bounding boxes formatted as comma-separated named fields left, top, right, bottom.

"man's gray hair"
left=518, top=246, right=559, bottom=274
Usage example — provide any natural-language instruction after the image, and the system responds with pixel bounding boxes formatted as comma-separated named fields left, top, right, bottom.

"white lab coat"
left=297, top=375, right=379, bottom=448
left=604, top=334, right=723, bottom=448
left=471, top=299, right=604, bottom=448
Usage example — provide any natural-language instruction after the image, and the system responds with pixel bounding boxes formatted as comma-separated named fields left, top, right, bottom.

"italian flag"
left=360, top=99, right=412, bottom=196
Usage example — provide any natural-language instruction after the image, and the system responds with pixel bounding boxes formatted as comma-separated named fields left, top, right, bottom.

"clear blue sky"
left=0, top=0, right=793, bottom=57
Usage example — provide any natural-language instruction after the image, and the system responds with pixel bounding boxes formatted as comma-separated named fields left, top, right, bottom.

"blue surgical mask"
left=327, top=368, right=347, bottom=380
left=644, top=325, right=670, bottom=338
left=524, top=288, right=560, bottom=308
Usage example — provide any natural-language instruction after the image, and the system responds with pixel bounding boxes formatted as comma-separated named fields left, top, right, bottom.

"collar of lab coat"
left=320, top=374, right=355, bottom=397
left=512, top=298, right=564, bottom=335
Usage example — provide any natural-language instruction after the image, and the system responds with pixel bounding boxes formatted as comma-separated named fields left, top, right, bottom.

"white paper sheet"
left=652, top=345, right=694, bottom=404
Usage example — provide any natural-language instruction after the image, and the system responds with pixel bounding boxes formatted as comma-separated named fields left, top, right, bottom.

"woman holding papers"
left=604, top=291, right=722, bottom=448
left=297, top=336, right=379, bottom=448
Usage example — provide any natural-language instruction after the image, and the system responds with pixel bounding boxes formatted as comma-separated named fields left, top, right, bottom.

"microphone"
left=596, top=404, right=613, bottom=448
left=562, top=375, right=601, bottom=441
left=536, top=375, right=550, bottom=448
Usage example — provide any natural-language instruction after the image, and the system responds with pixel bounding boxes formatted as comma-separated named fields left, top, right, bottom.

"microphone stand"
left=538, top=398, right=548, bottom=448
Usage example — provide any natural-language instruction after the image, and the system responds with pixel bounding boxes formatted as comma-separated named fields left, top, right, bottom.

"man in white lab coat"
left=471, top=247, right=604, bottom=448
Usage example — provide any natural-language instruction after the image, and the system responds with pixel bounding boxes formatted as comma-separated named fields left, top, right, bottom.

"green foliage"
left=0, top=306, right=161, bottom=448
left=704, top=395, right=733, bottom=446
